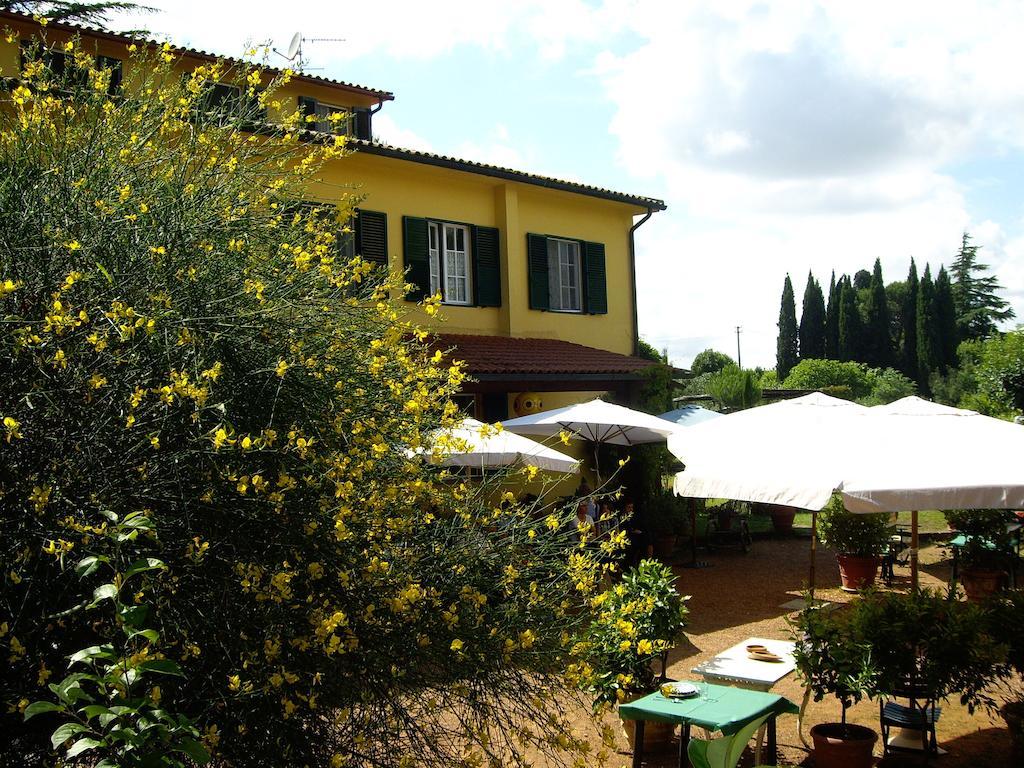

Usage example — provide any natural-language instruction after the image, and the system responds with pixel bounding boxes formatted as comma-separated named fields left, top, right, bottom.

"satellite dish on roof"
left=286, top=31, right=302, bottom=60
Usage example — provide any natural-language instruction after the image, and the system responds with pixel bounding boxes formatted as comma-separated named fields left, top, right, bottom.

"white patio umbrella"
left=503, top=398, right=678, bottom=481
left=425, top=418, right=579, bottom=473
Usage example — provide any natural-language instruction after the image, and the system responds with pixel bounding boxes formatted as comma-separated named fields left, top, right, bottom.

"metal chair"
left=879, top=677, right=941, bottom=763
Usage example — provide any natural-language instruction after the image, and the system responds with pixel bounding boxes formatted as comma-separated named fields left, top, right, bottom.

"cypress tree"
left=838, top=277, right=863, bottom=362
left=916, top=264, right=940, bottom=392
left=863, top=257, right=892, bottom=368
left=900, top=259, right=919, bottom=382
left=950, top=231, right=1016, bottom=340
left=799, top=270, right=826, bottom=360
left=934, top=265, right=958, bottom=371
left=824, top=271, right=840, bottom=359
left=776, top=274, right=799, bottom=379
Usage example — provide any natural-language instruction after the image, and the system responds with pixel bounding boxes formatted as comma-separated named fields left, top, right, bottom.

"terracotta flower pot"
left=653, top=534, right=676, bottom=561
left=960, top=567, right=1004, bottom=601
left=620, top=693, right=675, bottom=752
left=769, top=505, right=796, bottom=534
left=811, top=722, right=878, bottom=768
left=836, top=554, right=879, bottom=591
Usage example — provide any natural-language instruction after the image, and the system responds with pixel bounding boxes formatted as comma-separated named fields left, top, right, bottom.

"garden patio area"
left=574, top=532, right=1017, bottom=766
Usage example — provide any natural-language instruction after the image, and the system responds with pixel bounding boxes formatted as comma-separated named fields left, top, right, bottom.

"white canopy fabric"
left=840, top=396, right=1024, bottom=513
left=503, top=398, right=679, bottom=446
left=426, top=418, right=579, bottom=472
left=669, top=393, right=869, bottom=510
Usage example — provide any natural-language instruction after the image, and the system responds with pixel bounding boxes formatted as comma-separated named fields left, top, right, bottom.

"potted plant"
left=944, top=509, right=1011, bottom=600
left=791, top=601, right=879, bottom=768
left=578, top=559, right=689, bottom=751
left=768, top=503, right=798, bottom=534
left=817, top=496, right=890, bottom=590
left=647, top=493, right=682, bottom=561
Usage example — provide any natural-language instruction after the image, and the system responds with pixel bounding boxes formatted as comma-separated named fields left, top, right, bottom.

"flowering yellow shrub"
left=0, top=34, right=609, bottom=767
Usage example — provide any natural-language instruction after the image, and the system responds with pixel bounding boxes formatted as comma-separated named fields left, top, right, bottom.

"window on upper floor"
left=527, top=233, right=607, bottom=315
left=298, top=97, right=372, bottom=140
left=278, top=203, right=387, bottom=269
left=19, top=42, right=123, bottom=95
left=403, top=216, right=501, bottom=307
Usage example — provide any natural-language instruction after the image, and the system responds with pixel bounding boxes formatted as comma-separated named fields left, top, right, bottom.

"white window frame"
left=427, top=220, right=472, bottom=306
left=547, top=238, right=582, bottom=313
left=312, top=101, right=352, bottom=135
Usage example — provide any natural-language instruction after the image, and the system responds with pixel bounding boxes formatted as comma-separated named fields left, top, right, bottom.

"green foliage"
left=0, top=40, right=608, bottom=768
left=782, top=359, right=873, bottom=400
left=816, top=497, right=890, bottom=558
left=579, top=560, right=688, bottom=708
left=690, top=348, right=734, bottom=377
left=799, top=271, right=826, bottom=360
left=934, top=266, right=959, bottom=369
left=863, top=259, right=892, bottom=368
left=842, top=589, right=1006, bottom=714
left=858, top=368, right=916, bottom=406
left=824, top=271, right=840, bottom=360
left=706, top=365, right=762, bottom=411
left=776, top=275, right=799, bottom=379
left=24, top=512, right=209, bottom=767
left=837, top=278, right=862, bottom=362
left=916, top=264, right=941, bottom=391
left=759, top=369, right=780, bottom=389
left=975, top=328, right=1024, bottom=415
left=790, top=601, right=878, bottom=724
left=0, top=1, right=142, bottom=28
left=944, top=509, right=1013, bottom=571
left=951, top=232, right=1016, bottom=342
left=901, top=259, right=920, bottom=381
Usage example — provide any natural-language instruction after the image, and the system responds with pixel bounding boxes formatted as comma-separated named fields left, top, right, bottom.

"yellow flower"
left=66, top=240, right=81, bottom=251
left=88, top=373, right=107, bottom=389
left=450, top=639, right=464, bottom=652
left=3, top=416, right=21, bottom=442
left=275, top=359, right=289, bottom=377
left=636, top=639, right=654, bottom=655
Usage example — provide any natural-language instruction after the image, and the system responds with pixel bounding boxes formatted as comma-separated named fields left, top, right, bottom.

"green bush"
left=0, top=40, right=606, bottom=768
left=706, top=364, right=762, bottom=410
left=783, top=359, right=873, bottom=400
left=816, top=497, right=890, bottom=557
left=860, top=367, right=917, bottom=405
left=577, top=560, right=688, bottom=708
left=944, top=509, right=1013, bottom=570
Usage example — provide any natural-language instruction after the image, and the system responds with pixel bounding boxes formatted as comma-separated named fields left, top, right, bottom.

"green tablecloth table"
left=949, top=522, right=1022, bottom=589
left=619, top=682, right=798, bottom=768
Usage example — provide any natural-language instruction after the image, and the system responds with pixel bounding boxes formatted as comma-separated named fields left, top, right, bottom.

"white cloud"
left=372, top=113, right=434, bottom=153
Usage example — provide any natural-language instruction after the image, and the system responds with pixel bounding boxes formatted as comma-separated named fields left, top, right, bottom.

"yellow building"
left=0, top=10, right=666, bottom=428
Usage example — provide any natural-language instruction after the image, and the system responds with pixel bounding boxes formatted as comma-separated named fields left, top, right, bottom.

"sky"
left=107, top=0, right=1024, bottom=369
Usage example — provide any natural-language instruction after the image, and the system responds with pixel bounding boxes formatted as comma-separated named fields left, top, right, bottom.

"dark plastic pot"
left=653, top=534, right=676, bottom=561
left=836, top=554, right=879, bottom=591
left=811, top=722, right=877, bottom=768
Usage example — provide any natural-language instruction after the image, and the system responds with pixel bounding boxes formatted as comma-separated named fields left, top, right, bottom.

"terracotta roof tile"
left=429, top=334, right=659, bottom=376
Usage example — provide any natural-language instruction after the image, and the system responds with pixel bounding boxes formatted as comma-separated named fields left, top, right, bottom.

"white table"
left=691, top=636, right=797, bottom=692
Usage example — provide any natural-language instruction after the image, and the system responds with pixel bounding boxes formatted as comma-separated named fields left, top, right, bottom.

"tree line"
left=776, top=233, right=1015, bottom=394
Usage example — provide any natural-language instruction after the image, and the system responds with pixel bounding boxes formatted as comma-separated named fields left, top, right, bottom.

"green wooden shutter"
left=356, top=210, right=388, bottom=267
left=403, top=216, right=430, bottom=301
left=353, top=108, right=372, bottom=140
left=472, top=226, right=501, bottom=307
left=583, top=240, right=607, bottom=314
left=527, top=234, right=550, bottom=311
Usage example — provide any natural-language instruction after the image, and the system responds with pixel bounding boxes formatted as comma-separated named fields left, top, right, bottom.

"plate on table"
left=660, top=682, right=699, bottom=699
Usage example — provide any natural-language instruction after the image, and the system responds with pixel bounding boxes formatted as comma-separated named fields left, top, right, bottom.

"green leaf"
left=50, top=722, right=88, bottom=748
left=75, top=555, right=106, bottom=578
left=126, top=628, right=160, bottom=644
left=23, top=701, right=64, bottom=720
left=69, top=644, right=116, bottom=666
left=66, top=736, right=104, bottom=758
left=178, top=737, right=212, bottom=764
left=124, top=557, right=165, bottom=580
left=89, top=583, right=118, bottom=607
left=79, top=704, right=112, bottom=721
left=95, top=262, right=113, bottom=284
left=119, top=604, right=150, bottom=629
left=137, top=659, right=184, bottom=677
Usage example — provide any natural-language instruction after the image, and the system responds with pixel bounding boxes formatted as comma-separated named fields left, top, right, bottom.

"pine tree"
left=838, top=277, right=863, bottom=362
left=824, top=271, right=840, bottom=360
left=950, top=232, right=1016, bottom=340
left=933, top=265, right=958, bottom=371
left=863, top=258, right=892, bottom=368
left=776, top=274, right=799, bottom=379
left=916, top=264, right=941, bottom=391
left=799, top=270, right=826, bottom=360
left=901, top=259, right=919, bottom=382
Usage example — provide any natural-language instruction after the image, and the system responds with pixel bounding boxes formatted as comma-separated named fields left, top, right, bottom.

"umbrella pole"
left=592, top=442, right=602, bottom=486
left=682, top=498, right=712, bottom=569
left=809, top=511, right=817, bottom=600
left=910, top=509, right=919, bottom=591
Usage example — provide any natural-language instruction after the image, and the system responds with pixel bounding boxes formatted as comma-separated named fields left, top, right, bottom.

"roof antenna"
left=273, top=32, right=345, bottom=71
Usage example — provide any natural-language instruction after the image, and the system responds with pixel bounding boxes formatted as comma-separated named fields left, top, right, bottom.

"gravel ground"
left=572, top=532, right=1017, bottom=767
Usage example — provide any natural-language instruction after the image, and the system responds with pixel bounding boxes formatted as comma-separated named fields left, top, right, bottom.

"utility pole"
left=735, top=326, right=742, bottom=369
